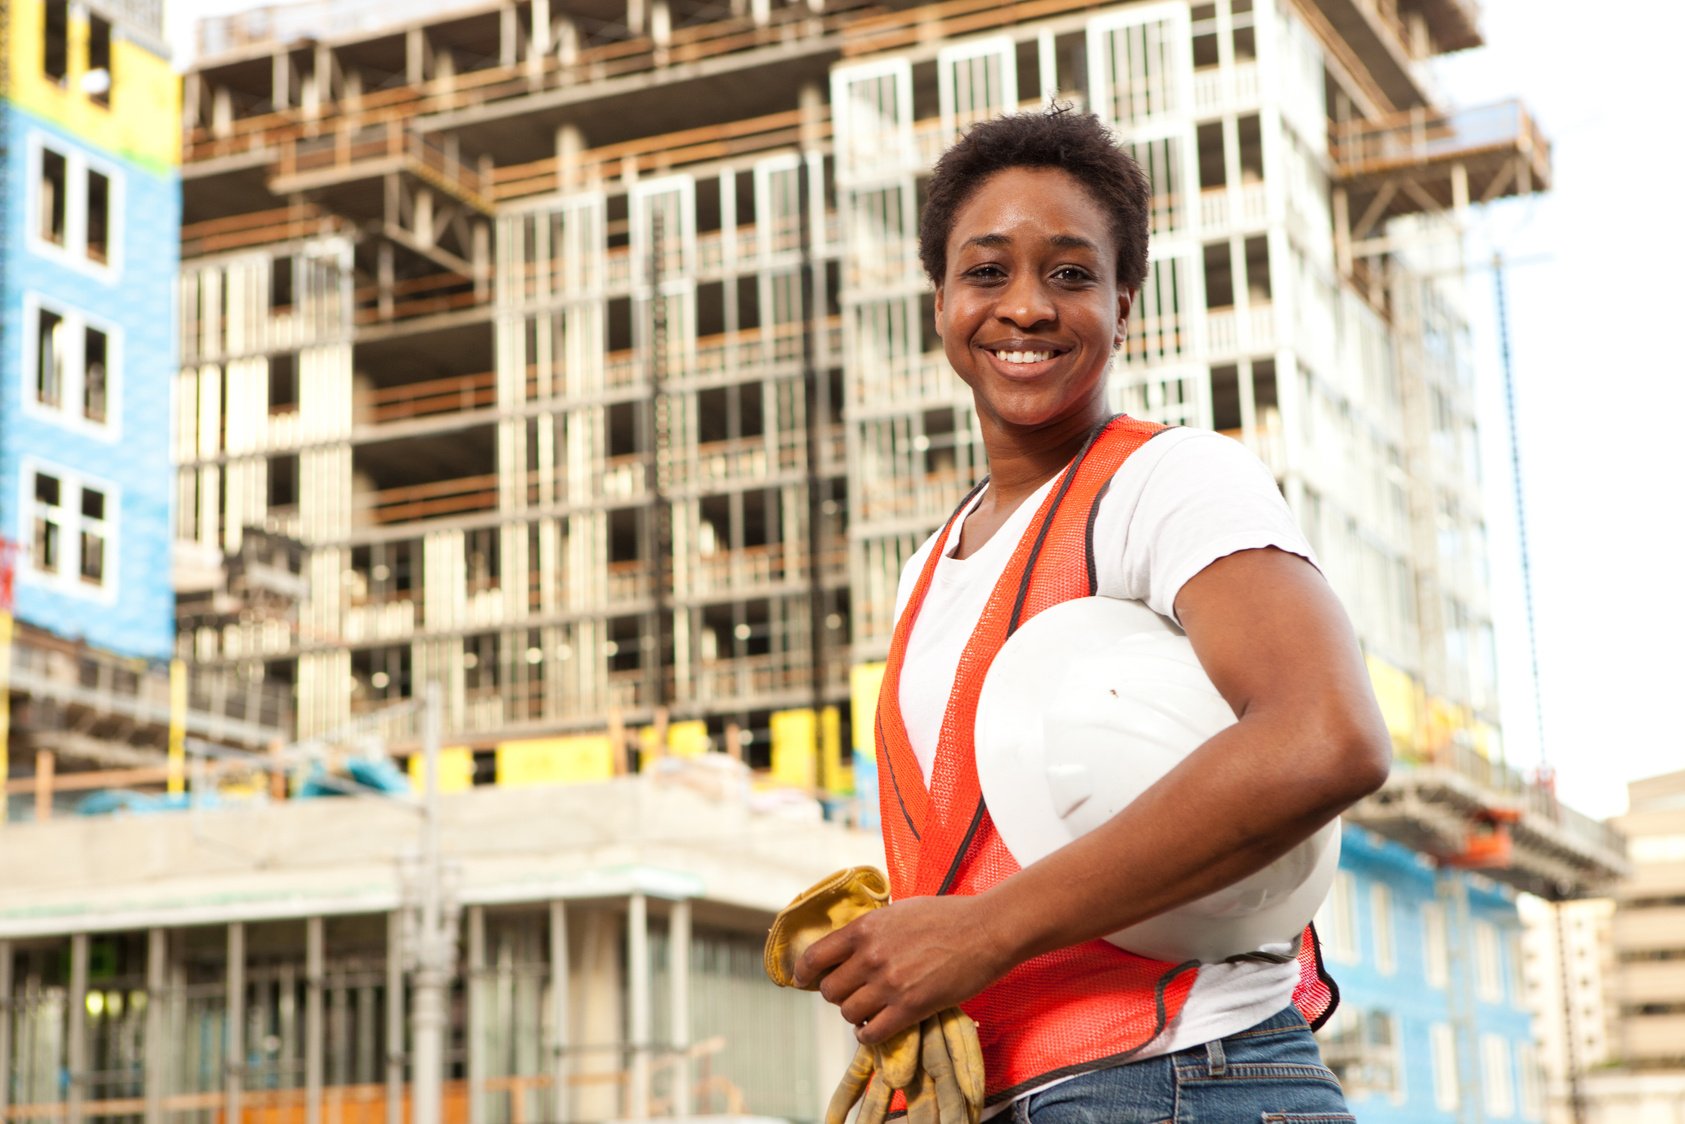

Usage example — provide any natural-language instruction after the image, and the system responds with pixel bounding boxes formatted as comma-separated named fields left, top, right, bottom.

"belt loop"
left=1206, top=1036, right=1227, bottom=1076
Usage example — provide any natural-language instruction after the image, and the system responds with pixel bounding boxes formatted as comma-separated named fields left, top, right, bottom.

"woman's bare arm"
left=795, top=546, right=1392, bottom=1044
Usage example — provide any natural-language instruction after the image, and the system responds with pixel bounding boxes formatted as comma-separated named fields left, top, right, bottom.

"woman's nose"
left=996, top=278, right=1054, bottom=328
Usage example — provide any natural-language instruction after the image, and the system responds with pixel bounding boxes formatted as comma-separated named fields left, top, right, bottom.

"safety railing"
left=355, top=370, right=497, bottom=426
left=1330, top=100, right=1548, bottom=179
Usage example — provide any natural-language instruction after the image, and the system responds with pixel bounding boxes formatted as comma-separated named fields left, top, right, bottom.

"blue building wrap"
left=1325, top=827, right=1542, bottom=1122
left=1, top=106, right=179, bottom=661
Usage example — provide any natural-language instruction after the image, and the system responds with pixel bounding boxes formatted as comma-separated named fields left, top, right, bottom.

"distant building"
left=1519, top=894, right=1615, bottom=1123
left=1569, top=770, right=1685, bottom=1121
left=0, top=0, right=287, bottom=821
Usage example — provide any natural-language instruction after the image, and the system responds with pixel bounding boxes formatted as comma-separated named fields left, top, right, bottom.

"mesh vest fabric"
left=874, top=415, right=1335, bottom=1107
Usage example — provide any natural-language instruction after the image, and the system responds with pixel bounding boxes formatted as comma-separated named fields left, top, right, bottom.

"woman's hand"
left=793, top=893, right=1007, bottom=1046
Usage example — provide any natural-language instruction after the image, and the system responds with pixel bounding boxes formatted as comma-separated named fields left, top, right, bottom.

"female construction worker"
left=792, top=107, right=1392, bottom=1119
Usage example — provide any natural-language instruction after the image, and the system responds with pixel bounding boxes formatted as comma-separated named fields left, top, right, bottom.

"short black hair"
left=918, top=105, right=1152, bottom=292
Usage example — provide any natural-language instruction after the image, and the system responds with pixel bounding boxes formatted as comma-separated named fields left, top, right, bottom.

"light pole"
left=402, top=683, right=459, bottom=1124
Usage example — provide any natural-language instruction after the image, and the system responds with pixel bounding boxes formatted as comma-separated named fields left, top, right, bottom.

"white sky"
left=1437, top=0, right=1685, bottom=819
left=162, top=0, right=1681, bottom=820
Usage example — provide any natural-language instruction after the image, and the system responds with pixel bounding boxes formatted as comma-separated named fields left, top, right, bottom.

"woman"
left=793, top=107, right=1391, bottom=1120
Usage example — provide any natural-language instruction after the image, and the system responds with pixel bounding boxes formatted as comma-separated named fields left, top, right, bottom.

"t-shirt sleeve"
left=1093, top=429, right=1319, bottom=623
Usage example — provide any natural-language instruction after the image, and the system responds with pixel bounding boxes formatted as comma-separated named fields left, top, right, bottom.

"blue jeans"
left=1009, top=1007, right=1354, bottom=1123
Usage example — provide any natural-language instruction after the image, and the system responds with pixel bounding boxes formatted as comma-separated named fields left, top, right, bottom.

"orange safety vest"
left=874, top=415, right=1337, bottom=1106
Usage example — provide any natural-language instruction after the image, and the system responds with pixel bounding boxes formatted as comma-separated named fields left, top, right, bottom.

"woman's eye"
left=1053, top=267, right=1094, bottom=283
left=966, top=265, right=1005, bottom=280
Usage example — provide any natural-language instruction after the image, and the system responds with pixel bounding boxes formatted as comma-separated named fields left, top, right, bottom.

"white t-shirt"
left=890, top=426, right=1320, bottom=1105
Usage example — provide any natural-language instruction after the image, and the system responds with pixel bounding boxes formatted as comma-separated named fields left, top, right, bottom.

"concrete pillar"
left=227, top=924, right=245, bottom=1124
left=68, top=934, right=87, bottom=1124
left=548, top=901, right=571, bottom=1123
left=500, top=3, right=519, bottom=67
left=627, top=894, right=650, bottom=1119
left=144, top=931, right=166, bottom=1124
left=530, top=0, right=552, bottom=60
left=272, top=47, right=291, bottom=110
left=0, top=939, right=11, bottom=1119
left=306, top=917, right=325, bottom=1124
left=407, top=27, right=428, bottom=86
left=468, top=906, right=486, bottom=1124
left=667, top=900, right=692, bottom=1116
left=386, top=913, right=405, bottom=1124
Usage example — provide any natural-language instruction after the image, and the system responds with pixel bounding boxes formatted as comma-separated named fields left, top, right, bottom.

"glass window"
left=26, top=470, right=116, bottom=592
left=1475, top=921, right=1503, bottom=1002
left=29, top=301, right=118, bottom=430
left=32, top=472, right=65, bottom=574
left=1431, top=1023, right=1459, bottom=1111
left=87, top=16, right=113, bottom=106
left=83, top=326, right=109, bottom=423
left=1315, top=871, right=1360, bottom=962
left=33, top=143, right=118, bottom=267
left=1423, top=901, right=1449, bottom=987
left=86, top=170, right=111, bottom=262
left=39, top=148, right=68, bottom=244
left=44, top=0, right=68, bottom=82
left=35, top=307, right=66, bottom=408
left=1371, top=883, right=1395, bottom=975
left=1482, top=1034, right=1515, bottom=1117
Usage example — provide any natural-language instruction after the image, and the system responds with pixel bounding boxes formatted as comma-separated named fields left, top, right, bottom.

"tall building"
left=0, top=0, right=1630, bottom=1120
left=0, top=0, right=289, bottom=823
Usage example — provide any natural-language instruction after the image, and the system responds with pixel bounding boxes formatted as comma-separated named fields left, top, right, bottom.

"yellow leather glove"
left=764, top=867, right=984, bottom=1124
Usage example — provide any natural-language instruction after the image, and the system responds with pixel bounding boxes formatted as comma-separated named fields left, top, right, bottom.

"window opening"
left=35, top=307, right=66, bottom=408
left=87, top=16, right=112, bottom=105
left=44, top=0, right=68, bottom=83
left=83, top=325, right=109, bottom=423
left=271, top=256, right=294, bottom=312
left=79, top=487, right=108, bottom=585
left=39, top=149, right=68, bottom=245
left=33, top=473, right=65, bottom=574
left=86, top=169, right=111, bottom=262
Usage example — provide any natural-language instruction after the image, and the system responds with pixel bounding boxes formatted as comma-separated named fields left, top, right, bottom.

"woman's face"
left=934, top=166, right=1132, bottom=437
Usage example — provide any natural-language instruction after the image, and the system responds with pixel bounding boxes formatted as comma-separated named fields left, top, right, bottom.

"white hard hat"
left=974, top=596, right=1340, bottom=964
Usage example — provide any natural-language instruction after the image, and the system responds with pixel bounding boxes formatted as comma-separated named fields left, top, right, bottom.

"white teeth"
left=996, top=350, right=1053, bottom=365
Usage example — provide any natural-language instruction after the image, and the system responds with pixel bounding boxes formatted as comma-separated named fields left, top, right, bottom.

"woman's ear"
left=1114, top=287, right=1137, bottom=350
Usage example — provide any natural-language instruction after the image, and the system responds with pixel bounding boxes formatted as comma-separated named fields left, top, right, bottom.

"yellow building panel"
left=850, top=661, right=887, bottom=755
left=408, top=746, right=477, bottom=794
left=820, top=705, right=849, bottom=795
left=1364, top=655, right=1421, bottom=755
left=771, top=707, right=819, bottom=789
left=636, top=719, right=710, bottom=766
left=497, top=735, right=615, bottom=787
left=7, top=0, right=181, bottom=171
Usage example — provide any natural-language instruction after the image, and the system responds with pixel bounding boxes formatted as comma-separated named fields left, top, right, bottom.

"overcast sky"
left=1438, top=1, right=1684, bottom=820
left=164, top=0, right=1680, bottom=821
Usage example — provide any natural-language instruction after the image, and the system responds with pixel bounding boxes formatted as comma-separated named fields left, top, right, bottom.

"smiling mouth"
left=987, top=348, right=1063, bottom=366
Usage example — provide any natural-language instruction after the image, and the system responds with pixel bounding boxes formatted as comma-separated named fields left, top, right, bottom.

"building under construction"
left=0, top=0, right=1635, bottom=1120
